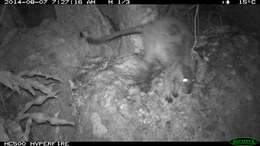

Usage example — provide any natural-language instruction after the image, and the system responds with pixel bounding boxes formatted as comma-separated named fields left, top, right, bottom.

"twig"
left=191, top=5, right=199, bottom=51
left=0, top=95, right=8, bottom=112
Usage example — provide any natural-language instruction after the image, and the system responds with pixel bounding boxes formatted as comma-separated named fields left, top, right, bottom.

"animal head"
left=169, top=63, right=194, bottom=98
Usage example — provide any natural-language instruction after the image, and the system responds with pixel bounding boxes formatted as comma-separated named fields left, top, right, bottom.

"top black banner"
left=1, top=0, right=245, bottom=5
left=112, top=0, right=239, bottom=4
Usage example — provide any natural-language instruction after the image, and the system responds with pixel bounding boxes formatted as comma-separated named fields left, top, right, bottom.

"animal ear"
left=157, top=5, right=171, bottom=17
left=162, top=5, right=188, bottom=18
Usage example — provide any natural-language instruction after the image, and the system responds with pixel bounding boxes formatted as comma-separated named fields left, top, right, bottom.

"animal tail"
left=80, top=25, right=143, bottom=44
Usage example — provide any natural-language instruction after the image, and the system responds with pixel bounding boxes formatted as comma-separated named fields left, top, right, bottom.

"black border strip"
left=1, top=141, right=260, bottom=146
left=85, top=0, right=239, bottom=4
left=69, top=141, right=232, bottom=145
left=0, top=0, right=243, bottom=4
left=0, top=141, right=233, bottom=146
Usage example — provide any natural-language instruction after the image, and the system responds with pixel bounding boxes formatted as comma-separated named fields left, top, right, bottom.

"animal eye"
left=182, top=78, right=189, bottom=83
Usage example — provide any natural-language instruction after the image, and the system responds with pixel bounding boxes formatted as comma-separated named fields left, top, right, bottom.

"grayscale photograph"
left=0, top=4, right=259, bottom=141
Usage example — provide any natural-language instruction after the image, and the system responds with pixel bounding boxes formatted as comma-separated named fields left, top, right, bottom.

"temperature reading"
left=250, top=0, right=256, bottom=4
left=118, top=0, right=130, bottom=4
left=240, top=0, right=256, bottom=4
left=240, top=0, right=247, bottom=4
left=222, top=0, right=230, bottom=4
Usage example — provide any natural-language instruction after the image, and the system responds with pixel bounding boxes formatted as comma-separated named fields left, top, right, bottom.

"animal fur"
left=81, top=16, right=194, bottom=97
